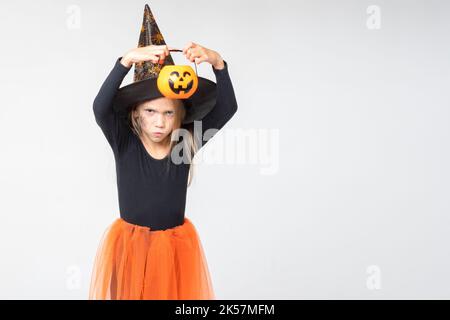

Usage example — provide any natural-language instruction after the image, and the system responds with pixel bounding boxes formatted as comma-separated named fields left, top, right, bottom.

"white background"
left=0, top=0, right=449, bottom=299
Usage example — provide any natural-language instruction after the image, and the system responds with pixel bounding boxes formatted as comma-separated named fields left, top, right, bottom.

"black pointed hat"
left=112, top=4, right=217, bottom=124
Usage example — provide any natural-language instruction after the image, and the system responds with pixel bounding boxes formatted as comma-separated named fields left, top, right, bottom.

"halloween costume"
left=89, top=4, right=238, bottom=300
left=112, top=5, right=218, bottom=124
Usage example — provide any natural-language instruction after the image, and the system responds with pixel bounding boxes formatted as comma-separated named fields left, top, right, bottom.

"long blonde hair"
left=127, top=99, right=199, bottom=186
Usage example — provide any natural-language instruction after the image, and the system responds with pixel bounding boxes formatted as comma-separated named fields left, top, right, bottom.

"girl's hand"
left=182, top=41, right=225, bottom=70
left=120, top=45, right=176, bottom=68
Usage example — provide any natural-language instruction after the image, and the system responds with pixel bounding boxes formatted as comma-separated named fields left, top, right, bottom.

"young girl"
left=88, top=40, right=238, bottom=300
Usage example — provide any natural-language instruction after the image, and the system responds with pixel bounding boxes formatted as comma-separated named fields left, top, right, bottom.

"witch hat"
left=112, top=4, right=217, bottom=125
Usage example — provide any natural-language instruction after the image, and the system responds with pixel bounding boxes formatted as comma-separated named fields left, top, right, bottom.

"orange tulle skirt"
left=89, top=217, right=215, bottom=300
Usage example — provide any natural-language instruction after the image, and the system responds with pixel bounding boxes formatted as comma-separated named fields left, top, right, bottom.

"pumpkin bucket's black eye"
left=170, top=71, right=180, bottom=77
left=183, top=71, right=191, bottom=77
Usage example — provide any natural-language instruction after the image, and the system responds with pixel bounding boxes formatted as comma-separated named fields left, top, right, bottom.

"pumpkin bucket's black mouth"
left=168, top=79, right=194, bottom=94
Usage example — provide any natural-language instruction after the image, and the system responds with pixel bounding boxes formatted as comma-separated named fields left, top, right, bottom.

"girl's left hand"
left=182, top=41, right=225, bottom=70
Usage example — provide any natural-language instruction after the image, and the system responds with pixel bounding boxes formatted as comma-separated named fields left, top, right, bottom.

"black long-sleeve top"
left=93, top=57, right=238, bottom=230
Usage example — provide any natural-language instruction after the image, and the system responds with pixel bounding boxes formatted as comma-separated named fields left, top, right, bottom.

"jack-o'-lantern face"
left=157, top=65, right=198, bottom=99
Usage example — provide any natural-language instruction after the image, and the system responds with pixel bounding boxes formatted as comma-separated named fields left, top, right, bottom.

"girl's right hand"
left=120, top=45, right=175, bottom=68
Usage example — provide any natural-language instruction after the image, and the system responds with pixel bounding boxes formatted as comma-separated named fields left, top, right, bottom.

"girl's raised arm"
left=93, top=57, right=132, bottom=154
left=194, top=60, right=238, bottom=151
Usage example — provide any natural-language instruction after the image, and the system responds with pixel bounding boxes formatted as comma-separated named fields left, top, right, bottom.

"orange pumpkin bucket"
left=157, top=49, right=199, bottom=99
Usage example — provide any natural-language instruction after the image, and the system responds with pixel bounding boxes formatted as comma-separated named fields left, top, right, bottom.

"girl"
left=88, top=41, right=238, bottom=300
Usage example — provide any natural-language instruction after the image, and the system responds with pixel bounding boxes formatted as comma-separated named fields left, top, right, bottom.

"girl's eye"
left=166, top=111, right=174, bottom=116
left=146, top=109, right=154, bottom=113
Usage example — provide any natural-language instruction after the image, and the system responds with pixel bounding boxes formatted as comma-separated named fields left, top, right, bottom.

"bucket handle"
left=168, top=49, right=198, bottom=75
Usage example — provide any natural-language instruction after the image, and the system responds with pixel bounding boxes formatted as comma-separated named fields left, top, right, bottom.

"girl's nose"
left=155, top=114, right=164, bottom=127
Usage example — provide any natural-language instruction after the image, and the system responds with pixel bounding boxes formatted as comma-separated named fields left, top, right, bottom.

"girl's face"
left=133, top=97, right=183, bottom=143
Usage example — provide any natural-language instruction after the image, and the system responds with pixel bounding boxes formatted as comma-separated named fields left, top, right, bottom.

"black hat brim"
left=113, top=76, right=217, bottom=125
